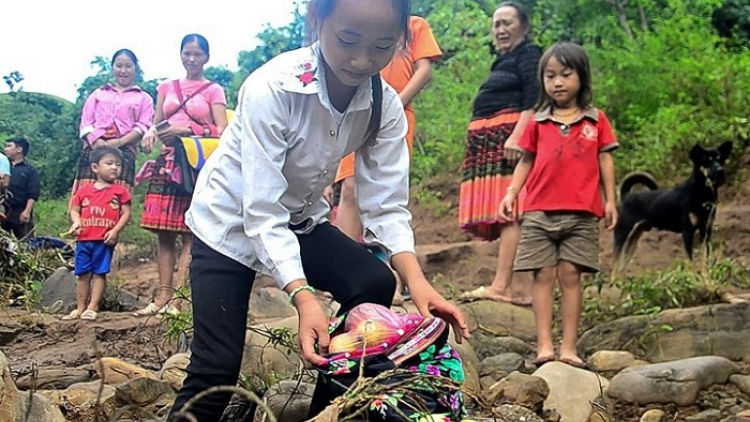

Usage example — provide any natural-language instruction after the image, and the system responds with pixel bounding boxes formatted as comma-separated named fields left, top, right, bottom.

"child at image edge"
left=499, top=42, right=618, bottom=368
left=62, top=146, right=132, bottom=321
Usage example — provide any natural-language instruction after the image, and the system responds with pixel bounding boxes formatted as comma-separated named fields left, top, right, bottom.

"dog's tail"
left=620, top=171, right=659, bottom=199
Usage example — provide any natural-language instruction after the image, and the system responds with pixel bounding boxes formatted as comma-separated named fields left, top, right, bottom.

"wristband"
left=288, top=285, right=315, bottom=305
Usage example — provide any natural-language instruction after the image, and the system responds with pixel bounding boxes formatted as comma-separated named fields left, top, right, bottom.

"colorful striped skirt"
left=140, top=150, right=192, bottom=233
left=459, top=109, right=525, bottom=241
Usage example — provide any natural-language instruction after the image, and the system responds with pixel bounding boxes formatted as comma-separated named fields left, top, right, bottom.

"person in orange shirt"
left=331, top=15, right=442, bottom=305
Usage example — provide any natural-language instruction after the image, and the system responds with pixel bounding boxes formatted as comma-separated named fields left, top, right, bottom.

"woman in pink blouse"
left=75, top=49, right=154, bottom=194
left=135, top=34, right=228, bottom=316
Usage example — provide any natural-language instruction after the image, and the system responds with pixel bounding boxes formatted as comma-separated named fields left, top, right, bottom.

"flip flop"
left=532, top=355, right=555, bottom=367
left=61, top=310, right=82, bottom=320
left=80, top=310, right=97, bottom=321
left=459, top=286, right=512, bottom=303
left=511, top=299, right=533, bottom=307
left=559, top=357, right=590, bottom=370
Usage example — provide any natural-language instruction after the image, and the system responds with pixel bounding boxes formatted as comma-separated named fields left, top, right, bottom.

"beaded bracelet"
left=287, top=285, right=315, bottom=305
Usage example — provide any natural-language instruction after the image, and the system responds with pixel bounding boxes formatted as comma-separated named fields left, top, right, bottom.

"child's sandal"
left=61, top=310, right=82, bottom=320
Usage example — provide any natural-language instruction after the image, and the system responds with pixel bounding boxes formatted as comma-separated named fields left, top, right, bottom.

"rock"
left=608, top=356, right=739, bottom=405
left=253, top=380, right=314, bottom=422
left=0, top=350, right=23, bottom=422
left=469, top=333, right=535, bottom=361
left=470, top=404, right=544, bottom=422
left=479, top=353, right=525, bottom=378
left=17, top=392, right=66, bottom=422
left=0, top=325, right=21, bottom=346
left=40, top=380, right=116, bottom=422
left=534, top=361, right=610, bottom=422
left=641, top=408, right=665, bottom=422
left=587, top=350, right=637, bottom=372
left=115, top=377, right=175, bottom=406
left=242, top=316, right=302, bottom=380
left=16, top=367, right=92, bottom=390
left=449, top=330, right=481, bottom=394
left=159, top=353, right=190, bottom=390
left=578, top=302, right=750, bottom=362
left=485, top=371, right=549, bottom=410
left=460, top=301, right=537, bottom=343
left=36, top=268, right=147, bottom=313
left=731, top=374, right=750, bottom=396
left=249, top=287, right=296, bottom=322
left=114, top=377, right=175, bottom=419
left=685, top=409, right=721, bottom=422
left=94, top=357, right=157, bottom=385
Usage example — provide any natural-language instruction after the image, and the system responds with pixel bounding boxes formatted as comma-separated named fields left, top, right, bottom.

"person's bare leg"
left=75, top=273, right=92, bottom=314
left=557, top=260, right=584, bottom=365
left=87, top=274, right=106, bottom=312
left=155, top=231, right=177, bottom=308
left=532, top=267, right=557, bottom=362
left=486, top=223, right=521, bottom=301
left=336, top=177, right=363, bottom=241
left=510, top=271, right=533, bottom=305
left=172, top=233, right=193, bottom=309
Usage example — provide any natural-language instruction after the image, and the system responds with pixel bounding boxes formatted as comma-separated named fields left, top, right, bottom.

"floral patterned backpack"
left=313, top=303, right=467, bottom=421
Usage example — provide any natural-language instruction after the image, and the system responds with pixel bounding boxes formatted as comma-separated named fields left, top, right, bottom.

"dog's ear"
left=718, top=141, right=733, bottom=160
left=689, top=144, right=707, bottom=163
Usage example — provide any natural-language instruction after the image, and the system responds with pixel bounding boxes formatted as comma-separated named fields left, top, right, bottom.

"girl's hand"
left=604, top=201, right=618, bottom=230
left=142, top=129, right=158, bottom=153
left=410, top=278, right=470, bottom=343
left=498, top=194, right=516, bottom=221
left=295, top=294, right=330, bottom=366
left=158, top=124, right=190, bottom=139
left=91, top=139, right=107, bottom=149
left=105, top=138, right=124, bottom=149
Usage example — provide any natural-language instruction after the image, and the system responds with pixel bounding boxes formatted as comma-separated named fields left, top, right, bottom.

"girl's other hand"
left=498, top=194, right=516, bottom=221
left=295, top=293, right=330, bottom=366
left=142, top=129, right=158, bottom=153
left=604, top=201, right=618, bottom=230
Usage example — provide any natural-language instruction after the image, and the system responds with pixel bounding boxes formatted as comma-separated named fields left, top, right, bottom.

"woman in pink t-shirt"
left=135, top=34, right=228, bottom=316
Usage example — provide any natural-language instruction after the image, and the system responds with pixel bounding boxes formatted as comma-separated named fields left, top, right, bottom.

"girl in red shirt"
left=499, top=42, right=618, bottom=368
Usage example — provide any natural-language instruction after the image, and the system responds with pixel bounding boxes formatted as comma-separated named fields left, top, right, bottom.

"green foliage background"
left=2, top=0, right=750, bottom=244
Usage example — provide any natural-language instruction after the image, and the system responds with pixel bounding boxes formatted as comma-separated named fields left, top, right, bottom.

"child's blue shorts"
left=74, top=241, right=114, bottom=276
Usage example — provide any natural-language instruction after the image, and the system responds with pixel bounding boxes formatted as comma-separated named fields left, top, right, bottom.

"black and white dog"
left=612, top=141, right=733, bottom=274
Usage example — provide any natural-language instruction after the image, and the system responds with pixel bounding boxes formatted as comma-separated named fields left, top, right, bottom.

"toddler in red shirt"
left=499, top=42, right=618, bottom=368
left=62, top=146, right=132, bottom=321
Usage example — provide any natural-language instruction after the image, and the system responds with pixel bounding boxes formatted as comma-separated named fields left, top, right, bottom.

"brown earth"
left=0, top=170, right=748, bottom=422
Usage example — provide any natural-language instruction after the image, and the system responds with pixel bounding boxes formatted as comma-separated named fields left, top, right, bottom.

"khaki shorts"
left=514, top=211, right=600, bottom=273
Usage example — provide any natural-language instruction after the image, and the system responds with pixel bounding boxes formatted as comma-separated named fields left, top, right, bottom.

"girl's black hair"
left=535, top=42, right=593, bottom=111
left=181, top=33, right=210, bottom=55
left=305, top=0, right=411, bottom=144
left=111, top=49, right=139, bottom=70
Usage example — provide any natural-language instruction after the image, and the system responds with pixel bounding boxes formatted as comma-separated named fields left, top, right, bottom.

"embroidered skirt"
left=140, top=150, right=192, bottom=233
left=458, top=109, right=525, bottom=241
left=71, top=147, right=136, bottom=195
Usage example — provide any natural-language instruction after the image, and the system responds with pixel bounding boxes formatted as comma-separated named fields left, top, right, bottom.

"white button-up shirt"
left=185, top=45, right=414, bottom=289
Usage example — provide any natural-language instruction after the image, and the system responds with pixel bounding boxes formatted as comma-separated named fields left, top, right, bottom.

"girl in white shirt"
left=168, top=0, right=469, bottom=420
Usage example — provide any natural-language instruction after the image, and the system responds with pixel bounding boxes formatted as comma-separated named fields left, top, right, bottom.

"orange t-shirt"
left=380, top=15, right=443, bottom=111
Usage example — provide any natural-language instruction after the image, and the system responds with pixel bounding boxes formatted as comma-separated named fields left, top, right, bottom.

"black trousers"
left=169, top=222, right=396, bottom=422
left=0, top=209, right=34, bottom=240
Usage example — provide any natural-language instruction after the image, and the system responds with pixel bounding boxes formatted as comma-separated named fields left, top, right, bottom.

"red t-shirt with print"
left=70, top=184, right=132, bottom=241
left=518, top=107, right=618, bottom=218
